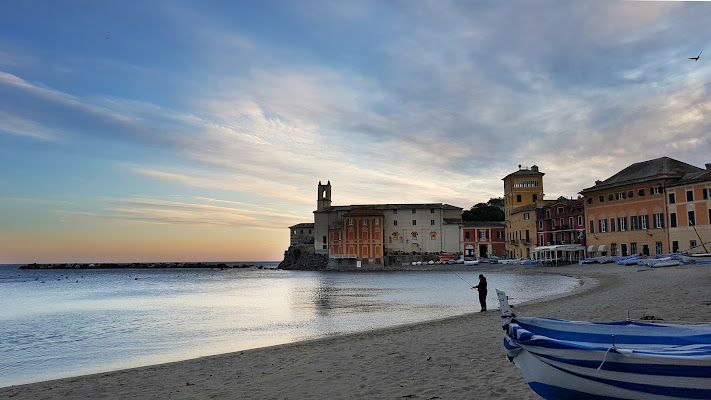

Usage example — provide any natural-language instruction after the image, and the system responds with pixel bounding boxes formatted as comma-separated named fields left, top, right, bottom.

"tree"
left=462, top=201, right=505, bottom=222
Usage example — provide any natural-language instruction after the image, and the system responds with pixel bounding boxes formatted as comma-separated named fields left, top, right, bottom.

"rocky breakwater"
left=278, top=246, right=328, bottom=270
left=18, top=262, right=254, bottom=269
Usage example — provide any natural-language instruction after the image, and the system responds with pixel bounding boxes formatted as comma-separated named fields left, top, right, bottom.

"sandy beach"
left=2, top=263, right=710, bottom=400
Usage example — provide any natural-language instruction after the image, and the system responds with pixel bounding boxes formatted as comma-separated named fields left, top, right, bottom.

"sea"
left=0, top=262, right=580, bottom=387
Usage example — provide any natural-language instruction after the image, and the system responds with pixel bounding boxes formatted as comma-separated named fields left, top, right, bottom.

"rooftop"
left=580, top=156, right=704, bottom=194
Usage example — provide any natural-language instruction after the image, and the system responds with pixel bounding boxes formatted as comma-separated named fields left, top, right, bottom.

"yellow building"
left=503, top=165, right=544, bottom=259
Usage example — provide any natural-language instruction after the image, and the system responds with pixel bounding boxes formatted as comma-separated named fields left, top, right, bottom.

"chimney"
left=706, top=163, right=711, bottom=172
left=531, top=165, right=539, bottom=172
left=595, top=180, right=602, bottom=185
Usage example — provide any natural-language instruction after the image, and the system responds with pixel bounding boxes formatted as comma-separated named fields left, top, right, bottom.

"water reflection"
left=0, top=266, right=579, bottom=387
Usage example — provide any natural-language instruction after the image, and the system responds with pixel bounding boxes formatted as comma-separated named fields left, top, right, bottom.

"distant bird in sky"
left=688, top=51, right=702, bottom=61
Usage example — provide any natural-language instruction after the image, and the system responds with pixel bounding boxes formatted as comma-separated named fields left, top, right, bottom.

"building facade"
left=580, top=157, right=705, bottom=257
left=503, top=165, right=544, bottom=259
left=536, top=197, right=586, bottom=247
left=462, top=222, right=506, bottom=259
left=313, top=181, right=463, bottom=268
left=289, top=223, right=314, bottom=247
left=666, top=164, right=711, bottom=254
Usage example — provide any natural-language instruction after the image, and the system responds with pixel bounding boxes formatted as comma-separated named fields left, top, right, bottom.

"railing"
left=329, top=254, right=357, bottom=259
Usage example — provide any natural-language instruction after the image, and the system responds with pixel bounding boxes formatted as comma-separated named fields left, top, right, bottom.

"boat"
left=497, top=290, right=711, bottom=400
left=463, top=260, right=479, bottom=266
left=639, top=257, right=681, bottom=268
left=680, top=253, right=711, bottom=264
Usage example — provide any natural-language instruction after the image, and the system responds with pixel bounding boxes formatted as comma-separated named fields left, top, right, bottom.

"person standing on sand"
left=472, top=274, right=487, bottom=311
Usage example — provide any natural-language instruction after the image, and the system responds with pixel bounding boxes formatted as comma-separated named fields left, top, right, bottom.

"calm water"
left=0, top=263, right=580, bottom=387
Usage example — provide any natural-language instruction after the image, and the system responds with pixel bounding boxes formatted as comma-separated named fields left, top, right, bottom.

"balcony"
left=553, top=225, right=571, bottom=231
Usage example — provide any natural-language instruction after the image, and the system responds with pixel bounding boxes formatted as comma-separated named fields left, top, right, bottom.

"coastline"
left=2, top=263, right=709, bottom=399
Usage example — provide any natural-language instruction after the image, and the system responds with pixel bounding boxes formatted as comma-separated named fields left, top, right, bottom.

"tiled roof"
left=315, top=203, right=462, bottom=213
left=502, top=168, right=544, bottom=181
left=289, top=222, right=314, bottom=229
left=668, top=169, right=711, bottom=187
left=580, top=157, right=704, bottom=193
left=344, top=209, right=384, bottom=217
left=462, top=221, right=506, bottom=228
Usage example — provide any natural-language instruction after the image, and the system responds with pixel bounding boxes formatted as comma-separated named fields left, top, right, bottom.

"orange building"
left=580, top=157, right=704, bottom=257
left=328, top=209, right=384, bottom=268
left=666, top=164, right=711, bottom=253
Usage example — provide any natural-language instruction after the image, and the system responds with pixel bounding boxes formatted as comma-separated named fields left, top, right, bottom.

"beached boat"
left=497, top=290, right=711, bottom=400
left=680, top=253, right=711, bottom=264
left=463, top=260, right=479, bottom=266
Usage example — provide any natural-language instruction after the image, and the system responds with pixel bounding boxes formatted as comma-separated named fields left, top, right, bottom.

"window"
left=349, top=219, right=353, bottom=226
left=465, top=231, right=470, bottom=240
left=599, top=195, right=605, bottom=203
left=394, top=220, right=398, bottom=226
left=599, top=219, right=607, bottom=233
left=669, top=193, right=676, bottom=204
left=560, top=218, right=564, bottom=227
left=631, top=242, right=637, bottom=255
left=587, top=197, right=593, bottom=204
left=611, top=243, right=617, bottom=256
left=497, top=231, right=503, bottom=239
left=412, top=209, right=416, bottom=214
left=412, top=220, right=417, bottom=226
left=691, top=239, right=697, bottom=249
left=363, top=219, right=367, bottom=225
left=578, top=215, right=583, bottom=226
left=672, top=241, right=679, bottom=253
left=688, top=211, right=696, bottom=226
left=430, top=219, right=435, bottom=225
left=538, top=221, right=543, bottom=229
left=569, top=217, right=574, bottom=228
left=640, top=215, right=649, bottom=230
left=638, top=189, right=645, bottom=196
left=589, top=220, right=595, bottom=234
left=300, top=229, right=304, bottom=234
left=524, top=213, right=530, bottom=220
left=651, top=186, right=662, bottom=195
left=533, top=194, right=538, bottom=202
left=655, top=242, right=663, bottom=254
left=430, top=208, right=435, bottom=213
left=631, top=215, right=638, bottom=230
left=610, top=218, right=615, bottom=232
left=557, top=207, right=564, bottom=213
left=479, top=231, right=488, bottom=240
left=430, top=232, right=436, bottom=240
left=546, top=209, right=551, bottom=218
left=616, top=193, right=625, bottom=200
left=653, top=213, right=664, bottom=229
left=687, top=190, right=694, bottom=202
left=517, top=194, right=522, bottom=203
left=608, top=194, right=614, bottom=201
left=704, top=188, right=710, bottom=200
left=393, top=209, right=397, bottom=214
left=628, top=191, right=634, bottom=198
left=375, top=219, right=379, bottom=226
left=618, top=217, right=627, bottom=232
left=670, top=213, right=677, bottom=228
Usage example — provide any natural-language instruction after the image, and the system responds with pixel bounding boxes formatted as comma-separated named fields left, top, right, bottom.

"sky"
left=1, top=1, right=711, bottom=263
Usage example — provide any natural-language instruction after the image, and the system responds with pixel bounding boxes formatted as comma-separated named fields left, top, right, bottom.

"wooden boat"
left=497, top=290, right=711, bottom=400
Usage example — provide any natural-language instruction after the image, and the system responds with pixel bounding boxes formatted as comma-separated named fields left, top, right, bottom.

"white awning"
left=587, top=245, right=595, bottom=252
left=598, top=245, right=606, bottom=252
left=535, top=245, right=586, bottom=253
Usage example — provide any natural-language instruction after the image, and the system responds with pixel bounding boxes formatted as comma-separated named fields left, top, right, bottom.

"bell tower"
left=317, top=180, right=332, bottom=210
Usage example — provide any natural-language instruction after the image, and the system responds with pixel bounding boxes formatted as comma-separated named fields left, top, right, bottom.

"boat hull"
left=504, top=317, right=711, bottom=400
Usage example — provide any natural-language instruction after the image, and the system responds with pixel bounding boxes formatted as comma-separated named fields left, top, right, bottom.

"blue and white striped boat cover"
left=504, top=317, right=711, bottom=400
